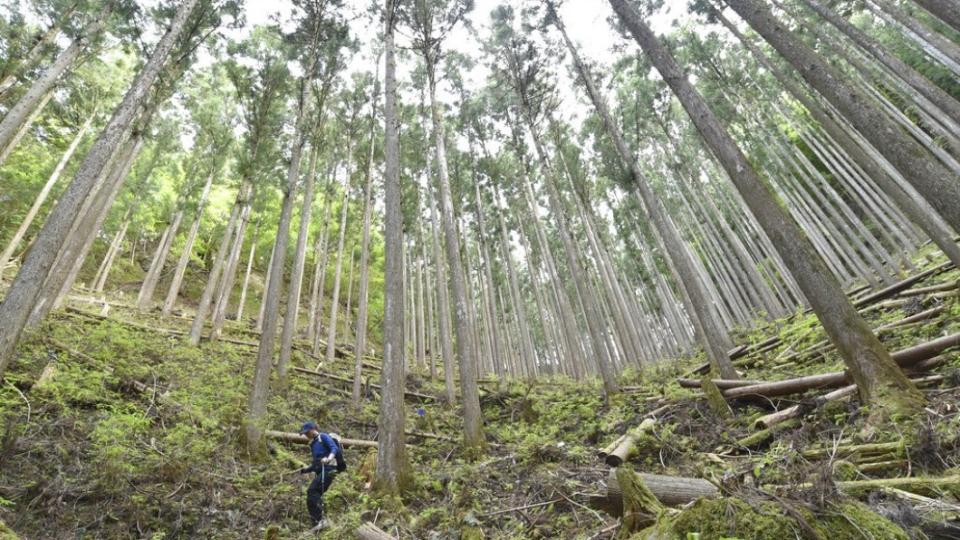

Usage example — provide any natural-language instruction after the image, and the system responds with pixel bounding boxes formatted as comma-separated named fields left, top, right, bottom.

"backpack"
left=329, top=433, right=347, bottom=472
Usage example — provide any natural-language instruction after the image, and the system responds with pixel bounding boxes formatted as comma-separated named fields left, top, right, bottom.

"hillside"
left=1, top=251, right=958, bottom=539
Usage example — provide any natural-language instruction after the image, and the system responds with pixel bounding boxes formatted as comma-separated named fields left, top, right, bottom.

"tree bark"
left=551, top=12, right=738, bottom=379
left=724, top=0, right=960, bottom=234
left=0, top=0, right=200, bottom=377
left=246, top=67, right=314, bottom=451
left=324, top=161, right=352, bottom=365
left=0, top=12, right=105, bottom=164
left=279, top=144, right=320, bottom=379
left=235, top=220, right=260, bottom=322
left=912, top=0, right=960, bottom=33
left=0, top=112, right=93, bottom=275
left=611, top=0, right=923, bottom=413
left=137, top=208, right=184, bottom=309
left=426, top=66, right=485, bottom=449
left=374, top=3, right=411, bottom=493
left=162, top=169, right=216, bottom=315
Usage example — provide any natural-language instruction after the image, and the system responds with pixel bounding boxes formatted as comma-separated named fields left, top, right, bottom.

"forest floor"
left=0, top=249, right=959, bottom=539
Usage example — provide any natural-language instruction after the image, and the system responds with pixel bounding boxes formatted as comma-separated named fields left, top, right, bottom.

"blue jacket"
left=304, top=433, right=340, bottom=475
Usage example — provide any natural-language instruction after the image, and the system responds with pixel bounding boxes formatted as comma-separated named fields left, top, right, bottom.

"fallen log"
left=293, top=367, right=436, bottom=401
left=606, top=418, right=656, bottom=467
left=357, top=523, right=395, bottom=540
left=896, top=280, right=958, bottom=298
left=779, top=474, right=960, bottom=497
left=754, top=385, right=857, bottom=429
left=605, top=468, right=718, bottom=511
left=676, top=378, right=763, bottom=389
left=723, top=332, right=960, bottom=400
left=801, top=441, right=903, bottom=460
left=852, top=262, right=953, bottom=308
left=598, top=434, right=628, bottom=460
left=736, top=418, right=801, bottom=448
left=265, top=430, right=380, bottom=449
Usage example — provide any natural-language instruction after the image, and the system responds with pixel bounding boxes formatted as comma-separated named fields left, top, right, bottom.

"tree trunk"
left=611, top=0, right=923, bottom=413
left=325, top=162, right=352, bottom=365
left=353, top=118, right=376, bottom=404
left=162, top=169, right=216, bottom=315
left=92, top=211, right=130, bottom=293
left=209, top=199, right=251, bottom=338
left=0, top=12, right=105, bottom=164
left=235, top=220, right=260, bottom=322
left=279, top=144, right=320, bottom=379
left=426, top=65, right=484, bottom=450
left=0, top=112, right=93, bottom=275
left=551, top=11, right=738, bottom=379
left=912, top=0, right=960, bottom=33
left=246, top=69, right=313, bottom=452
left=0, top=8, right=72, bottom=99
left=0, top=0, right=193, bottom=373
left=714, top=8, right=960, bottom=270
left=137, top=208, right=184, bottom=309
left=374, top=3, right=411, bottom=493
left=724, top=0, right=960, bottom=234
left=0, top=90, right=53, bottom=165
left=189, top=185, right=246, bottom=345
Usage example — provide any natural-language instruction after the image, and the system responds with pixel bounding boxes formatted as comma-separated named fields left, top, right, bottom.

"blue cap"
left=299, top=421, right=318, bottom=434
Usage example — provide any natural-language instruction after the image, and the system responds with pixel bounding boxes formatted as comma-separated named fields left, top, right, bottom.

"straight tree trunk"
left=0, top=13, right=106, bottom=164
left=325, top=163, right=352, bottom=365
left=279, top=144, right=320, bottom=379
left=209, top=199, right=251, bottom=338
left=550, top=11, right=738, bottom=379
left=256, top=236, right=277, bottom=334
left=162, top=169, right=216, bottom=315
left=92, top=209, right=131, bottom=293
left=912, top=0, right=960, bottom=33
left=188, top=186, right=245, bottom=345
left=610, top=0, right=923, bottom=413
left=0, top=0, right=192, bottom=373
left=723, top=0, right=960, bottom=234
left=0, top=90, right=53, bottom=165
left=137, top=208, right=184, bottom=309
left=426, top=65, right=485, bottom=449
left=235, top=220, right=260, bottom=322
left=246, top=70, right=313, bottom=451
left=428, top=182, right=457, bottom=405
left=352, top=121, right=376, bottom=403
left=374, top=2, right=411, bottom=493
left=714, top=9, right=960, bottom=269
left=0, top=112, right=93, bottom=275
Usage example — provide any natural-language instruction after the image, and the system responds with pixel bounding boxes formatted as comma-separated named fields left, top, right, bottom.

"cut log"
left=779, top=475, right=960, bottom=497
left=723, top=333, right=960, bottom=399
left=852, top=262, right=953, bottom=308
left=801, top=441, right=903, bottom=460
left=736, top=418, right=801, bottom=448
left=357, top=523, right=395, bottom=540
left=265, top=430, right=380, bottom=449
left=606, top=468, right=718, bottom=510
left=606, top=418, right=656, bottom=467
left=896, top=280, right=958, bottom=298
left=676, top=378, right=763, bottom=389
left=754, top=384, right=857, bottom=429
left=598, top=434, right=628, bottom=459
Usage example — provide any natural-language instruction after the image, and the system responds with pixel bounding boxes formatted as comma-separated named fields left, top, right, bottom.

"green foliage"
left=90, top=406, right=151, bottom=491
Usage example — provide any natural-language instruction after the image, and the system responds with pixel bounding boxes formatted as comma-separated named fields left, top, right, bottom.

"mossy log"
left=676, top=377, right=762, bottom=389
left=357, top=523, right=394, bottom=540
left=723, top=333, right=959, bottom=399
left=782, top=475, right=960, bottom=497
left=801, top=441, right=904, bottom=460
left=701, top=378, right=732, bottom=418
left=603, top=468, right=718, bottom=519
left=736, top=418, right=801, bottom=448
left=606, top=418, right=656, bottom=467
left=616, top=467, right=667, bottom=536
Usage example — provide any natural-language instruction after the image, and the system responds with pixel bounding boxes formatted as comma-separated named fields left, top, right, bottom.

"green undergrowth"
left=0, top=255, right=958, bottom=538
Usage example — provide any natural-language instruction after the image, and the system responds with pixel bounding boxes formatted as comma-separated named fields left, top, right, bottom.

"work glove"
left=321, top=454, right=336, bottom=465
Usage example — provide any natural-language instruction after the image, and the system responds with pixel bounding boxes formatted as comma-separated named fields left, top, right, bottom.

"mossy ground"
left=0, top=253, right=958, bottom=538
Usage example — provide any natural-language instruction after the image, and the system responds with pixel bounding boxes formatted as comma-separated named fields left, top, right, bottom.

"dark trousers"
left=307, top=469, right=336, bottom=524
